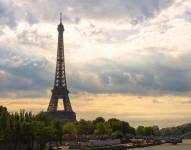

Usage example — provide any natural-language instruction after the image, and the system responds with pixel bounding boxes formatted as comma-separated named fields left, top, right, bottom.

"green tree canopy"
left=94, top=122, right=112, bottom=135
left=63, top=122, right=77, bottom=134
left=93, top=117, right=105, bottom=124
left=136, top=126, right=145, bottom=136
left=76, top=119, right=94, bottom=135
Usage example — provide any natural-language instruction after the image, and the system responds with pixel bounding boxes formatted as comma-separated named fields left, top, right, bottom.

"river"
left=131, top=139, right=191, bottom=150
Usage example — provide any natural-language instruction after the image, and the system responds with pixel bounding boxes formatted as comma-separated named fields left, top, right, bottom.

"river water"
left=131, top=140, right=191, bottom=150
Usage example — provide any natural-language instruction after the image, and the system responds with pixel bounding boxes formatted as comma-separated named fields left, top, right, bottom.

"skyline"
left=0, top=0, right=191, bottom=127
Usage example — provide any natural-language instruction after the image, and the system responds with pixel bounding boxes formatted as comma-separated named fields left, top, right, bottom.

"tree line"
left=0, top=106, right=63, bottom=150
left=0, top=105, right=159, bottom=150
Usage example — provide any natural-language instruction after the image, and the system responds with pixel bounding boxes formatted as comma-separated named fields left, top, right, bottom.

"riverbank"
left=53, top=143, right=164, bottom=150
left=131, top=139, right=191, bottom=150
left=52, top=138, right=165, bottom=150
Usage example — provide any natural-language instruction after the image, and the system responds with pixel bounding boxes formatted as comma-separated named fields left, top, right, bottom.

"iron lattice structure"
left=47, top=14, right=73, bottom=112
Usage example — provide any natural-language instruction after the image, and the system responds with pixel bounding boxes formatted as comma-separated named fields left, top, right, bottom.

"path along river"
left=131, top=139, right=191, bottom=150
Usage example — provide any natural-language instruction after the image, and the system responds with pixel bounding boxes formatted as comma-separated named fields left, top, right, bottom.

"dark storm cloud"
left=67, top=70, right=102, bottom=93
left=1, top=47, right=191, bottom=98
left=0, top=48, right=53, bottom=98
left=66, top=51, right=191, bottom=96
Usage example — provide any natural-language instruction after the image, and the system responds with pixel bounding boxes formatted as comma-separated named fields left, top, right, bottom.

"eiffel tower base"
left=46, top=111, right=76, bottom=123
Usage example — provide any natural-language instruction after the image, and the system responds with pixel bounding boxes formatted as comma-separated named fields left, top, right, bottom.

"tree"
left=94, top=123, right=112, bottom=135
left=136, top=126, right=145, bottom=136
left=144, top=127, right=153, bottom=136
left=111, top=131, right=123, bottom=139
left=93, top=117, right=105, bottom=124
left=0, top=110, right=10, bottom=144
left=35, top=124, right=54, bottom=150
left=0, top=106, right=7, bottom=114
left=152, top=126, right=160, bottom=136
left=51, top=119, right=63, bottom=144
left=35, top=112, right=50, bottom=125
left=121, top=121, right=130, bottom=134
left=76, top=119, right=94, bottom=135
left=63, top=123, right=76, bottom=134
left=108, top=118, right=123, bottom=132
left=0, top=105, right=144, bottom=149
left=128, top=126, right=136, bottom=136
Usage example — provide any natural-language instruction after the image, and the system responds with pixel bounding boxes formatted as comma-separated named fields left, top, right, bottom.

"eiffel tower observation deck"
left=47, top=13, right=76, bottom=122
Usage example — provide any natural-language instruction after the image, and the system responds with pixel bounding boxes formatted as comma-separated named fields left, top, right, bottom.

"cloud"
left=1, top=94, right=191, bottom=127
left=66, top=51, right=191, bottom=96
left=0, top=0, right=191, bottom=98
left=0, top=47, right=53, bottom=98
left=0, top=0, right=16, bottom=27
left=0, top=0, right=174, bottom=28
left=17, top=28, right=53, bottom=47
left=181, top=100, right=191, bottom=104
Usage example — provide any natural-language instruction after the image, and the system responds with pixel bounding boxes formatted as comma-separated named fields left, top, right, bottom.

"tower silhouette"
left=47, top=13, right=76, bottom=122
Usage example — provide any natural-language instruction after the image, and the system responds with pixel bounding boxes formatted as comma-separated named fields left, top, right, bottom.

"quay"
left=52, top=138, right=165, bottom=150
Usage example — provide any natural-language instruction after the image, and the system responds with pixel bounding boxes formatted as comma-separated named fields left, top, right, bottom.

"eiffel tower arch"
left=47, top=13, right=76, bottom=122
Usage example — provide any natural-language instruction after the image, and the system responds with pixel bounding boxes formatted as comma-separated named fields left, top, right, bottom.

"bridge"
left=153, top=130, right=191, bottom=145
left=166, top=130, right=191, bottom=145
left=179, top=130, right=191, bottom=139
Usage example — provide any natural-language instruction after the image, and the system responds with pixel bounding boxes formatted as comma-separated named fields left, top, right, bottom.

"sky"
left=0, top=0, right=191, bottom=128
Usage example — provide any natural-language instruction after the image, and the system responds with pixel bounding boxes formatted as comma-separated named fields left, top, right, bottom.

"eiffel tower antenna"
left=60, top=12, right=62, bottom=24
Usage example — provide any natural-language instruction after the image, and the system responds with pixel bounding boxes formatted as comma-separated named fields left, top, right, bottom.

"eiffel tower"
left=47, top=13, right=76, bottom=122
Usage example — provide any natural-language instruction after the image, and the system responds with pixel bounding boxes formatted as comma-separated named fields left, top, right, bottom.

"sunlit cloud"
left=1, top=94, right=191, bottom=127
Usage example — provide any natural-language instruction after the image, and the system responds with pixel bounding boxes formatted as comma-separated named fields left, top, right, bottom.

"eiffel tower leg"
left=63, top=96, right=73, bottom=112
left=47, top=95, right=58, bottom=112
